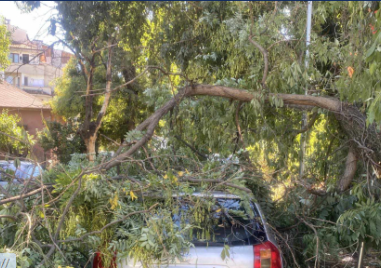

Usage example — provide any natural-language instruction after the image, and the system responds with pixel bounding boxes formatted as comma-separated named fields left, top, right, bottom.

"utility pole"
left=299, top=1, right=313, bottom=179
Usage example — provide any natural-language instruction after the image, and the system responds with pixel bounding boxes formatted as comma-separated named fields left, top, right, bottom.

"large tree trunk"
left=84, top=134, right=97, bottom=162
left=334, top=104, right=381, bottom=189
left=80, top=39, right=114, bottom=161
left=100, top=84, right=381, bottom=191
left=339, top=147, right=358, bottom=191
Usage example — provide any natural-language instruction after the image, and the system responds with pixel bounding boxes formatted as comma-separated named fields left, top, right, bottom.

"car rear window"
left=172, top=198, right=266, bottom=247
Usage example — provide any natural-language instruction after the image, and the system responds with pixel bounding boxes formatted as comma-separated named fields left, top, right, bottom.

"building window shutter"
left=22, top=54, right=29, bottom=64
left=24, top=77, right=28, bottom=86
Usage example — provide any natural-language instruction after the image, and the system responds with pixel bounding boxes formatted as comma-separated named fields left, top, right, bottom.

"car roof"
left=172, top=191, right=241, bottom=199
left=0, top=160, right=36, bottom=166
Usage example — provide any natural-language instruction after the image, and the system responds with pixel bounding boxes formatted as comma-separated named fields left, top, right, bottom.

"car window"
left=172, top=198, right=266, bottom=247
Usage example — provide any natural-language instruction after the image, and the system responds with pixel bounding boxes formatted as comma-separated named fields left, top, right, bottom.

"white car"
left=94, top=192, right=283, bottom=268
left=0, top=160, right=42, bottom=187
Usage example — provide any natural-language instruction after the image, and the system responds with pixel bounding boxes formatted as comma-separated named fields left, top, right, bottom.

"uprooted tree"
left=2, top=1, right=381, bottom=267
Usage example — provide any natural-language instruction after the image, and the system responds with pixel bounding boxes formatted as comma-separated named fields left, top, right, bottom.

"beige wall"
left=6, top=63, right=63, bottom=95
left=5, top=44, right=65, bottom=96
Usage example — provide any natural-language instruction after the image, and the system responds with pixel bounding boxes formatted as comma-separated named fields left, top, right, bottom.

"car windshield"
left=172, top=198, right=266, bottom=246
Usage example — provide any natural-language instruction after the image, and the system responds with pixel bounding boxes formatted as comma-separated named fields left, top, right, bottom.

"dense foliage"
left=0, top=17, right=10, bottom=72
left=2, top=1, right=381, bottom=267
left=38, top=120, right=86, bottom=164
left=0, top=110, right=33, bottom=158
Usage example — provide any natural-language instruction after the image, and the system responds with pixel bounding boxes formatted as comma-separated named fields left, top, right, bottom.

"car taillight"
left=254, top=241, right=282, bottom=268
left=93, top=252, right=116, bottom=268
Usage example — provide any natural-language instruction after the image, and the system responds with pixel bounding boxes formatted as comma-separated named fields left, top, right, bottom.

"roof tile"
left=0, top=81, right=50, bottom=109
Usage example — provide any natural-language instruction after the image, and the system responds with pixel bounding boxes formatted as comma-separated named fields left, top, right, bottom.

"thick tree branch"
left=174, top=135, right=207, bottom=160
left=235, top=101, right=244, bottom=146
left=109, top=175, right=142, bottom=185
left=339, top=147, right=358, bottom=191
left=94, top=39, right=113, bottom=132
left=82, top=57, right=96, bottom=133
left=95, top=83, right=381, bottom=194
left=102, top=84, right=343, bottom=170
left=0, top=185, right=53, bottom=205
left=249, top=36, right=269, bottom=87
left=180, top=178, right=252, bottom=194
left=0, top=215, right=17, bottom=220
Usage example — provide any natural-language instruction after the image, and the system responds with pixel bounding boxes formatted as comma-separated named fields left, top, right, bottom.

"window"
left=5, top=76, right=14, bottom=84
left=22, top=54, right=29, bottom=64
left=5, top=76, right=21, bottom=87
left=172, top=198, right=266, bottom=247
left=29, top=78, right=44, bottom=87
left=8, top=53, right=19, bottom=63
left=24, top=77, right=28, bottom=86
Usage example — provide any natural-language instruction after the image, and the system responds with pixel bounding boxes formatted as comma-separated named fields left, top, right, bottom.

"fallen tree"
left=97, top=84, right=380, bottom=192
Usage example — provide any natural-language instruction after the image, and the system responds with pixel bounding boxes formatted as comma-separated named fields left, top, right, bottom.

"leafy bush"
left=38, top=121, right=86, bottom=164
left=0, top=110, right=33, bottom=157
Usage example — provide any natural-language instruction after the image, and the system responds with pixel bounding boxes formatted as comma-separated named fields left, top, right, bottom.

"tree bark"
left=84, top=135, right=97, bottom=162
left=339, top=147, right=358, bottom=191
left=80, top=39, right=113, bottom=161
left=99, top=84, right=381, bottom=191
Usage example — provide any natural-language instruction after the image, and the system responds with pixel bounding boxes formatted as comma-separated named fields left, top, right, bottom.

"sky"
left=0, top=1, right=61, bottom=45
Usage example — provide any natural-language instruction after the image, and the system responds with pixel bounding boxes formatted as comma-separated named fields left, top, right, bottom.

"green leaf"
left=220, top=245, right=230, bottom=261
left=14, top=158, right=20, bottom=169
left=366, top=32, right=381, bottom=58
left=370, top=62, right=377, bottom=75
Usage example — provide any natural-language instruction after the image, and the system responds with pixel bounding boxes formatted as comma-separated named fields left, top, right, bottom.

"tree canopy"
left=2, top=1, right=381, bottom=267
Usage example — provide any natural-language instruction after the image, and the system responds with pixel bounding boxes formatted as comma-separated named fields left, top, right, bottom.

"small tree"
left=0, top=110, right=33, bottom=157
left=38, top=121, right=86, bottom=164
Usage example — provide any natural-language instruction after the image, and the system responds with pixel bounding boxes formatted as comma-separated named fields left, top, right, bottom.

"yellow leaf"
left=185, top=169, right=190, bottom=174
left=39, top=211, right=45, bottom=218
left=163, top=175, right=168, bottom=180
left=177, top=171, right=184, bottom=177
left=109, top=193, right=119, bottom=210
left=347, top=66, right=354, bottom=78
left=130, top=190, right=138, bottom=201
left=216, top=209, right=221, bottom=213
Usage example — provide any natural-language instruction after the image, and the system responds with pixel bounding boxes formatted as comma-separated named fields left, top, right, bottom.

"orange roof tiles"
left=0, top=81, right=50, bottom=109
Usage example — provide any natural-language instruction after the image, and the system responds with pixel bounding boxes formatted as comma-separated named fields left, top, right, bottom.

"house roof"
left=0, top=81, right=50, bottom=110
left=7, top=24, right=30, bottom=45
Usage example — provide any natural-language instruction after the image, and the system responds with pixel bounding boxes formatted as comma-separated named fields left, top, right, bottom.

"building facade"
left=0, top=21, right=71, bottom=162
left=4, top=22, right=72, bottom=102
